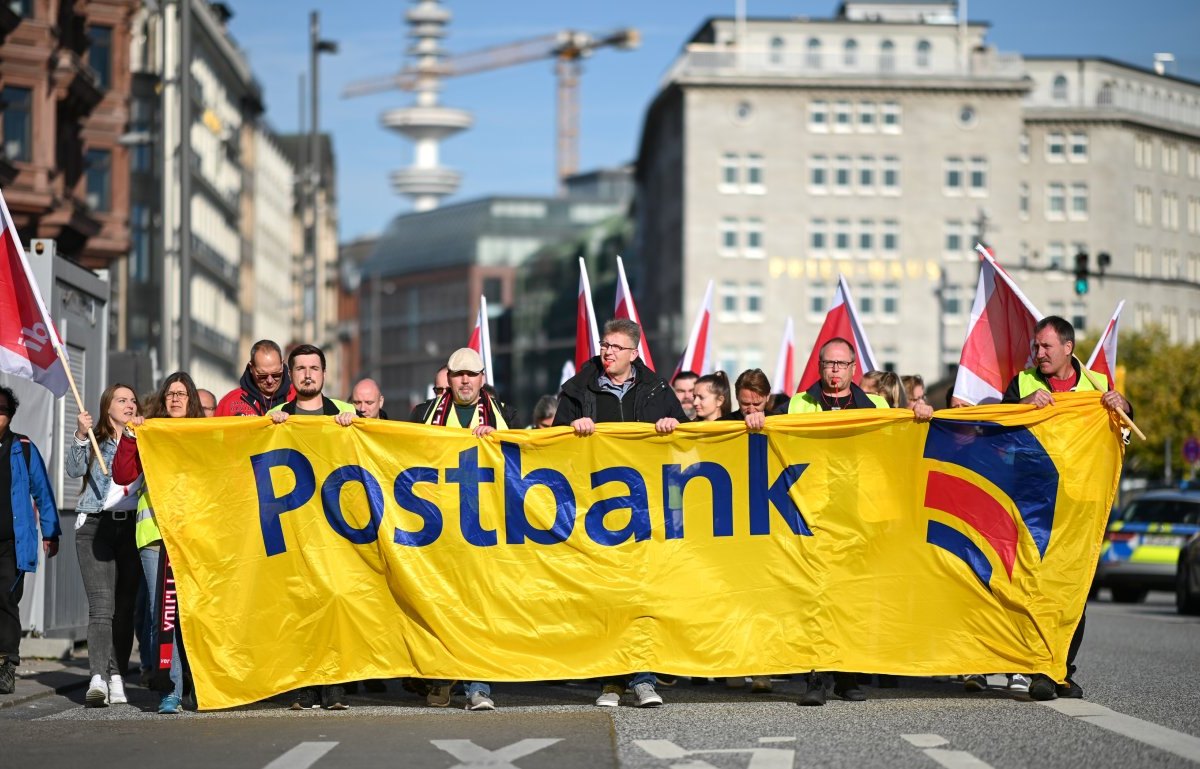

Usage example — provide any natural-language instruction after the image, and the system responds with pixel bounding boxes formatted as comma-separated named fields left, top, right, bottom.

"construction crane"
left=343, top=27, right=640, bottom=192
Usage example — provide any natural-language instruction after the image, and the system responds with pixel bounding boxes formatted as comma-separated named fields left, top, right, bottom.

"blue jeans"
left=139, top=545, right=184, bottom=698
left=602, top=672, right=656, bottom=690
left=427, top=678, right=490, bottom=696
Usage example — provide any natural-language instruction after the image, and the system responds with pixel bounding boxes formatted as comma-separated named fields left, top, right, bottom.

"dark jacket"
left=554, top=357, right=687, bottom=425
left=215, top=365, right=295, bottom=417
left=409, top=393, right=516, bottom=427
left=5, top=432, right=60, bottom=574
left=722, top=399, right=789, bottom=421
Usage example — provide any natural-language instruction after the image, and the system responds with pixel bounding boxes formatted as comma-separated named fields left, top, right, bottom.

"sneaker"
left=1007, top=674, right=1031, bottom=692
left=632, top=682, right=663, bottom=707
left=798, top=672, right=826, bottom=706
left=963, top=674, right=988, bottom=692
left=1028, top=674, right=1057, bottom=701
left=832, top=674, right=867, bottom=702
left=465, top=691, right=496, bottom=711
left=85, top=675, right=108, bottom=708
left=108, top=674, right=128, bottom=705
left=322, top=684, right=348, bottom=710
left=0, top=659, right=15, bottom=695
left=1057, top=678, right=1084, bottom=699
left=725, top=676, right=745, bottom=689
left=289, top=687, right=320, bottom=710
left=158, top=694, right=183, bottom=714
left=595, top=684, right=623, bottom=707
left=656, top=674, right=677, bottom=686
left=426, top=684, right=454, bottom=707
left=750, top=676, right=773, bottom=693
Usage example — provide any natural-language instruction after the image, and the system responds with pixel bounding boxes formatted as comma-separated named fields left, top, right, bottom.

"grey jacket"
left=64, top=435, right=120, bottom=513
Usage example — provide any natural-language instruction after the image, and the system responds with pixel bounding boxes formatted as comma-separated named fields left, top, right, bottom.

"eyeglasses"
left=253, top=370, right=284, bottom=383
left=433, top=386, right=449, bottom=395
left=598, top=341, right=636, bottom=353
left=819, top=360, right=855, bottom=370
left=165, top=391, right=188, bottom=401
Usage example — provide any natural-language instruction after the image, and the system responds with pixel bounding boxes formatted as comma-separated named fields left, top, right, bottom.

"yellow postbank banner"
left=137, top=393, right=1123, bottom=710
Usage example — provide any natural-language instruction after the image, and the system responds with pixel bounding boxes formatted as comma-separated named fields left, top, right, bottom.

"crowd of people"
left=0, top=315, right=1130, bottom=714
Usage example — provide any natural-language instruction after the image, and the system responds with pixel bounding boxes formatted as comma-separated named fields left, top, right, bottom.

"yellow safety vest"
left=135, top=488, right=162, bottom=549
left=1016, top=367, right=1108, bottom=398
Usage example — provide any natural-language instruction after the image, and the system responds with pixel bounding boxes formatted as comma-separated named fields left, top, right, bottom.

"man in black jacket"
left=555, top=318, right=684, bottom=708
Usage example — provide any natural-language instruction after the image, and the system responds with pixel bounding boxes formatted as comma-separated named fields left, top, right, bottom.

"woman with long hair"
left=67, top=383, right=142, bottom=708
left=113, top=372, right=203, bottom=714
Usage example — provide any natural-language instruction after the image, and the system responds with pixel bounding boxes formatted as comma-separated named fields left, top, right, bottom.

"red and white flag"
left=0, top=188, right=69, bottom=397
left=772, top=316, right=796, bottom=396
left=1085, top=300, right=1124, bottom=388
left=673, top=281, right=715, bottom=378
left=613, top=255, right=655, bottom=371
left=797, top=274, right=878, bottom=392
left=952, top=244, right=1043, bottom=405
left=466, top=294, right=494, bottom=386
left=574, top=257, right=600, bottom=370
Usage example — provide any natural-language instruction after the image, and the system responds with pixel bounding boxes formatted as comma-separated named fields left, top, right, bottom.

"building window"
left=916, top=40, right=931, bottom=68
left=1135, top=186, right=1153, bottom=225
left=810, top=218, right=827, bottom=251
left=808, top=282, right=827, bottom=317
left=881, top=101, right=901, bottom=132
left=843, top=39, right=858, bottom=68
left=88, top=26, right=113, bottom=90
left=1135, top=135, right=1152, bottom=169
left=808, top=100, right=828, bottom=132
left=1070, top=183, right=1089, bottom=220
left=944, top=220, right=964, bottom=255
left=809, top=154, right=827, bottom=191
left=1069, top=131, right=1088, bottom=161
left=719, top=281, right=739, bottom=322
left=1019, top=133, right=1030, bottom=162
left=833, top=154, right=852, bottom=192
left=1163, top=143, right=1179, bottom=174
left=858, top=101, right=876, bottom=131
left=1046, top=241, right=1065, bottom=271
left=1163, top=192, right=1179, bottom=230
left=745, top=153, right=765, bottom=192
left=858, top=219, right=874, bottom=252
left=1052, top=74, right=1068, bottom=101
left=881, top=219, right=899, bottom=255
left=719, top=152, right=739, bottom=192
left=743, top=282, right=764, bottom=322
left=857, top=155, right=875, bottom=191
left=943, top=284, right=962, bottom=316
left=130, top=203, right=151, bottom=282
left=944, top=157, right=964, bottom=194
left=969, top=156, right=988, bottom=195
left=1, top=86, right=33, bottom=162
left=1046, top=183, right=1065, bottom=219
left=1072, top=301, right=1087, bottom=334
left=744, top=218, right=765, bottom=257
left=1046, top=132, right=1065, bottom=161
left=881, top=283, right=900, bottom=319
left=1188, top=197, right=1200, bottom=235
left=880, top=40, right=895, bottom=72
left=769, top=36, right=786, bottom=66
left=806, top=37, right=822, bottom=69
left=1019, top=182, right=1030, bottom=219
left=881, top=155, right=899, bottom=193
left=1134, top=246, right=1152, bottom=277
left=833, top=218, right=851, bottom=254
left=858, top=283, right=875, bottom=318
left=85, top=149, right=112, bottom=212
left=719, top=217, right=738, bottom=255
left=834, top=100, right=852, bottom=131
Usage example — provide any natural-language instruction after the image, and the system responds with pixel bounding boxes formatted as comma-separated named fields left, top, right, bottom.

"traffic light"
left=1073, top=251, right=1089, bottom=296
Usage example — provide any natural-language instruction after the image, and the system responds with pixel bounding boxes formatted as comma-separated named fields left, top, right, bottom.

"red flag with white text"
left=614, top=256, right=654, bottom=371
left=1085, top=300, right=1124, bottom=388
left=772, top=316, right=796, bottom=396
left=574, top=258, right=600, bottom=370
left=673, top=281, right=715, bottom=378
left=467, top=294, right=494, bottom=386
left=952, top=244, right=1043, bottom=405
left=0, top=188, right=69, bottom=397
left=797, top=275, right=878, bottom=392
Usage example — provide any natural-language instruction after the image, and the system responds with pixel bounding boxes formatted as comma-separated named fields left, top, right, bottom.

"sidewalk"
left=0, top=655, right=91, bottom=710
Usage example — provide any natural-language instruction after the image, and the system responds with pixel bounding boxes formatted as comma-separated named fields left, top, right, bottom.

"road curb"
left=0, top=674, right=89, bottom=710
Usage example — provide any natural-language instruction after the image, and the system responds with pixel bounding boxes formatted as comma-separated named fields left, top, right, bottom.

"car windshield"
left=1121, top=498, right=1200, bottom=525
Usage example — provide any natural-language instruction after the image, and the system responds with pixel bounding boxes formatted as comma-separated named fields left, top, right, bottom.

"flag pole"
left=1074, top=355, right=1145, bottom=441
left=54, top=344, right=108, bottom=475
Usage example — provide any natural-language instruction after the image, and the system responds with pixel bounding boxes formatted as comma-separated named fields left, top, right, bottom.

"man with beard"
left=216, top=340, right=295, bottom=416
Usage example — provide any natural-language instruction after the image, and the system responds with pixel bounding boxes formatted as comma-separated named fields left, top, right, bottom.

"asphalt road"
left=3, top=593, right=1197, bottom=769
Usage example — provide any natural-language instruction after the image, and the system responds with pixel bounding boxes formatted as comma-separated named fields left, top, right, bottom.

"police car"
left=1094, top=490, right=1200, bottom=603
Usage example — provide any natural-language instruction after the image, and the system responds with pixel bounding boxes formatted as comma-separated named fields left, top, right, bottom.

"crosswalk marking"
left=901, top=734, right=994, bottom=768
left=634, top=739, right=794, bottom=769
left=261, top=742, right=339, bottom=769
left=1041, top=699, right=1200, bottom=764
left=901, top=734, right=950, bottom=748
left=430, top=738, right=562, bottom=769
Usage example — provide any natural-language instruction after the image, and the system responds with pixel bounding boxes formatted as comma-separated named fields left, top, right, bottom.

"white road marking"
left=430, top=738, right=562, bottom=769
left=634, top=739, right=794, bottom=769
left=757, top=736, right=797, bottom=744
left=922, top=749, right=996, bottom=769
left=1041, top=699, right=1200, bottom=763
left=902, top=734, right=950, bottom=748
left=261, top=742, right=338, bottom=769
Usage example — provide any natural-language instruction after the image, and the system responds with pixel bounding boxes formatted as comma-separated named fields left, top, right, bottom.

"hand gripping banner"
left=136, top=394, right=1123, bottom=710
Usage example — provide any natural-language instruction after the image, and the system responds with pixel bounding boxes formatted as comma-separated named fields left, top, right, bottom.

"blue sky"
left=227, top=0, right=1200, bottom=241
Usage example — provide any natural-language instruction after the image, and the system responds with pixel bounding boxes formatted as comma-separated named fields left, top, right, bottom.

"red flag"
left=466, top=294, right=494, bottom=386
left=1085, top=300, right=1124, bottom=388
left=952, top=244, right=1043, bottom=405
left=0, top=188, right=69, bottom=397
left=613, top=256, right=654, bottom=371
left=674, top=281, right=715, bottom=378
left=771, top=316, right=796, bottom=396
left=574, top=258, right=600, bottom=370
left=797, top=274, right=878, bottom=392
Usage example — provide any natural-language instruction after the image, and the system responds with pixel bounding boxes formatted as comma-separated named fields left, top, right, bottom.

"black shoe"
left=833, top=673, right=867, bottom=702
left=798, top=672, right=826, bottom=706
left=1028, top=674, right=1056, bottom=701
left=402, top=678, right=432, bottom=697
left=1056, top=678, right=1083, bottom=699
left=0, top=659, right=15, bottom=695
left=363, top=678, right=387, bottom=693
left=690, top=677, right=711, bottom=686
left=322, top=684, right=348, bottom=710
left=877, top=675, right=899, bottom=688
left=289, top=687, right=319, bottom=710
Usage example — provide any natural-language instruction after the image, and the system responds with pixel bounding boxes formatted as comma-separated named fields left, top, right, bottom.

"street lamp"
left=306, top=11, right=337, bottom=344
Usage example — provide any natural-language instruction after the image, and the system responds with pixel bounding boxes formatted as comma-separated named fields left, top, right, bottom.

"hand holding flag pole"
left=1, top=188, right=107, bottom=474
left=1073, top=355, right=1145, bottom=441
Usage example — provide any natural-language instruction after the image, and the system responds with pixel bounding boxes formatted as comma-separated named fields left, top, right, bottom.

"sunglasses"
left=253, top=370, right=284, bottom=383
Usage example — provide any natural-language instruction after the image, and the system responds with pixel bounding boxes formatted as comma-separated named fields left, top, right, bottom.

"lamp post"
left=306, top=11, right=337, bottom=344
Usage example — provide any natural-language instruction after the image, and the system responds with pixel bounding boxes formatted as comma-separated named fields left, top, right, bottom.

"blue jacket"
left=6, top=433, right=61, bottom=574
left=64, top=435, right=119, bottom=514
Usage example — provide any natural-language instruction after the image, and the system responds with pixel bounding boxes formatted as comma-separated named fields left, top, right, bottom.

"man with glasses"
left=215, top=340, right=295, bottom=416
left=555, top=318, right=686, bottom=708
left=408, top=366, right=449, bottom=421
left=197, top=389, right=217, bottom=417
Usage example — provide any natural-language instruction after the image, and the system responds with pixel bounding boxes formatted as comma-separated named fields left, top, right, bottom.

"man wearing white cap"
left=407, top=348, right=513, bottom=710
